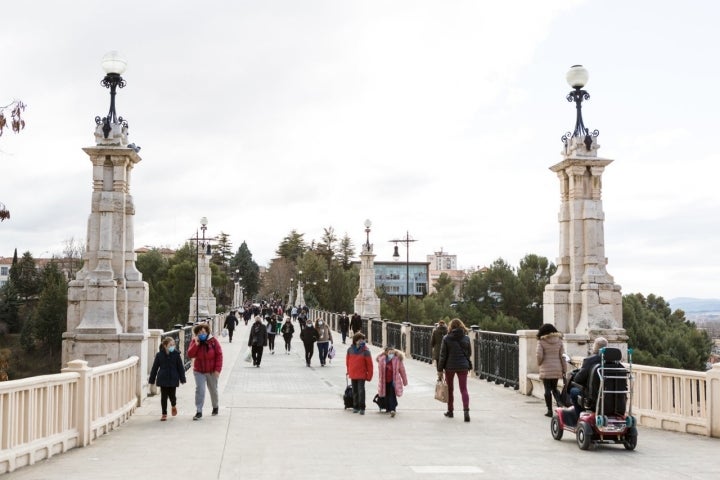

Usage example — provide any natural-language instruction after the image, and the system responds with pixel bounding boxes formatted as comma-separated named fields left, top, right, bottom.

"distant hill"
left=669, top=298, right=720, bottom=313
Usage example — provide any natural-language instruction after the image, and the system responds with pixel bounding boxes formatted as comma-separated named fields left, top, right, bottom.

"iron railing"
left=371, top=321, right=383, bottom=347
left=474, top=330, right=519, bottom=389
left=386, top=322, right=402, bottom=350
left=410, top=324, right=433, bottom=363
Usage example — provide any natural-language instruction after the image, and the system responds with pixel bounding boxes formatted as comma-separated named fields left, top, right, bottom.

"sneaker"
left=390, top=411, right=396, bottom=418
left=171, top=406, right=177, bottom=416
left=193, top=412, right=202, bottom=421
left=212, top=407, right=219, bottom=416
left=161, top=414, right=167, bottom=421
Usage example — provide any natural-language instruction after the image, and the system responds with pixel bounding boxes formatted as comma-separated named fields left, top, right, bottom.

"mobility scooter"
left=551, top=347, right=638, bottom=450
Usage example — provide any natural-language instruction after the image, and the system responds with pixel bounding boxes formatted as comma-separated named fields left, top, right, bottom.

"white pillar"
left=354, top=242, right=381, bottom=319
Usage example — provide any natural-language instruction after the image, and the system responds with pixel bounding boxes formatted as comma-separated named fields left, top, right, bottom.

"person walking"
left=223, top=311, right=239, bottom=343
left=430, top=320, right=448, bottom=366
left=187, top=323, right=223, bottom=420
left=350, top=312, right=362, bottom=334
left=248, top=315, right=268, bottom=367
left=281, top=317, right=295, bottom=354
left=266, top=315, right=277, bottom=354
left=437, top=318, right=472, bottom=422
left=536, top=323, right=567, bottom=417
left=315, top=318, right=333, bottom=366
left=338, top=312, right=350, bottom=344
left=376, top=346, right=408, bottom=418
left=300, top=319, right=319, bottom=367
left=346, top=332, right=373, bottom=415
left=148, top=337, right=186, bottom=421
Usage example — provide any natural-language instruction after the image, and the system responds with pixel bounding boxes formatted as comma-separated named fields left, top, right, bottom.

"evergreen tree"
left=231, top=241, right=260, bottom=299
left=275, top=230, right=307, bottom=262
left=30, top=262, right=67, bottom=356
left=0, top=282, right=20, bottom=333
left=337, top=234, right=355, bottom=270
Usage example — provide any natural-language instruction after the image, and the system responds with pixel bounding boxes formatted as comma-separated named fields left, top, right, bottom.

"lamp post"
left=389, top=231, right=417, bottom=323
left=288, top=277, right=294, bottom=307
left=364, top=219, right=372, bottom=250
left=95, top=51, right=128, bottom=139
left=562, top=64, right=599, bottom=151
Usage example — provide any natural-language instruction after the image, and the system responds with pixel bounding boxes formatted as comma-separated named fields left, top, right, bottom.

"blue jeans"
left=317, top=341, right=329, bottom=365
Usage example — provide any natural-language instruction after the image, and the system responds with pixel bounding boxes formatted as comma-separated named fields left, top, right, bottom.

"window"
left=0, top=266, right=8, bottom=276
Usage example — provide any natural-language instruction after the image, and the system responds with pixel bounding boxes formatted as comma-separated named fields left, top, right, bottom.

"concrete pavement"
left=7, top=321, right=719, bottom=479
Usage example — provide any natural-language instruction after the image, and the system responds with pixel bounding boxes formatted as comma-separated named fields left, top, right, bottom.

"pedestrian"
left=248, top=315, right=268, bottom=367
left=430, top=320, right=448, bottom=365
left=346, top=332, right=373, bottom=415
left=350, top=312, right=362, bottom=334
left=224, top=311, right=239, bottom=343
left=281, top=316, right=295, bottom=354
left=570, top=336, right=608, bottom=417
left=291, top=305, right=298, bottom=322
left=266, top=315, right=277, bottom=354
left=242, top=308, right=252, bottom=326
left=148, top=337, right=186, bottom=421
left=376, top=346, right=408, bottom=418
left=437, top=318, right=472, bottom=422
left=315, top=318, right=333, bottom=366
left=187, top=323, right=223, bottom=420
left=338, top=312, right=350, bottom=344
left=300, top=319, right=319, bottom=366
left=536, top=323, right=567, bottom=417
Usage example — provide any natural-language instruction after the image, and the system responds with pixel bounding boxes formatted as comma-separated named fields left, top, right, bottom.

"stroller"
left=551, top=347, right=638, bottom=450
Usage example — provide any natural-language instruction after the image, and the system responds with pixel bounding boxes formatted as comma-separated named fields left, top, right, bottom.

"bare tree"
left=61, top=237, right=85, bottom=278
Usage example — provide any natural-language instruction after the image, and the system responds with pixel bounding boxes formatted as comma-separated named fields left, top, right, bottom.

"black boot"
left=464, top=409, right=470, bottom=422
left=544, top=393, right=553, bottom=417
left=444, top=411, right=453, bottom=418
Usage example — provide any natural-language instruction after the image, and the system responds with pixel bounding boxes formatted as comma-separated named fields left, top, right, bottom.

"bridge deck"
left=9, top=322, right=718, bottom=479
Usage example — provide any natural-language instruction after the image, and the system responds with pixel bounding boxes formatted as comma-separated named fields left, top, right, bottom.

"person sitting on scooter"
left=570, top=336, right=608, bottom=416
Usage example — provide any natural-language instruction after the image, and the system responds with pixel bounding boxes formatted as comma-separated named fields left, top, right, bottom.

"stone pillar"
left=354, top=242, right=381, bottom=319
left=188, top=242, right=216, bottom=323
left=62, top=123, right=150, bottom=397
left=296, top=283, right=306, bottom=308
left=543, top=136, right=627, bottom=357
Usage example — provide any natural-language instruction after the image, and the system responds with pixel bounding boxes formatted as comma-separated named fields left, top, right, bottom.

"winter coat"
left=338, top=315, right=350, bottom=333
left=266, top=319, right=277, bottom=336
left=224, top=314, right=239, bottom=331
left=376, top=350, right=408, bottom=397
left=248, top=321, right=268, bottom=347
left=350, top=314, right=362, bottom=332
left=536, top=331, right=566, bottom=380
left=437, top=328, right=471, bottom=372
left=149, top=348, right=186, bottom=387
left=300, top=326, right=319, bottom=345
left=431, top=325, right=448, bottom=362
left=187, top=336, right=223, bottom=374
left=346, top=344, right=373, bottom=381
left=281, top=322, right=295, bottom=338
left=315, top=322, right=333, bottom=343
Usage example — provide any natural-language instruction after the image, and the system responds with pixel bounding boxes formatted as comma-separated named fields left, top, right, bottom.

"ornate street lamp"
left=96, top=51, right=128, bottom=139
left=364, top=219, right=372, bottom=250
left=562, top=64, right=599, bottom=151
left=389, top=231, right=418, bottom=323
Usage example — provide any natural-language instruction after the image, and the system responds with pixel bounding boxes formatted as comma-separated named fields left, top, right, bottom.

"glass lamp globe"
left=566, top=65, right=589, bottom=89
left=364, top=219, right=372, bottom=229
left=102, top=51, right=127, bottom=75
left=200, top=216, right=208, bottom=227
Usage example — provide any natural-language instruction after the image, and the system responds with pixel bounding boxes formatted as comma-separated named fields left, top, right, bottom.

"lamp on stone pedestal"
left=195, top=216, right=208, bottom=323
left=562, top=64, right=599, bottom=151
left=96, top=51, right=128, bottom=139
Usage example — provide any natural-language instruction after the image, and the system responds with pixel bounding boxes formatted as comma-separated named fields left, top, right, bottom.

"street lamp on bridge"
left=389, top=231, right=417, bottom=324
left=562, top=64, right=599, bottom=151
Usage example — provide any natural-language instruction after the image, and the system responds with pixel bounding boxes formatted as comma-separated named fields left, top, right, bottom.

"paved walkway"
left=8, top=322, right=719, bottom=479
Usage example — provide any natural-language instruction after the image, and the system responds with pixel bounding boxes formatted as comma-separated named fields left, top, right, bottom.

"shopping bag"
left=434, top=379, right=449, bottom=403
left=221, top=328, right=229, bottom=337
left=328, top=344, right=336, bottom=360
left=244, top=351, right=252, bottom=363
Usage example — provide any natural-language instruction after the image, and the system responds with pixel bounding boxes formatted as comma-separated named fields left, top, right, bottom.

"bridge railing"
left=0, top=356, right=139, bottom=474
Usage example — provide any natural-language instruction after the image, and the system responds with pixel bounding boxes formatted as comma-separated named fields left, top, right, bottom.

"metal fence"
left=474, top=330, right=519, bottom=389
left=371, top=321, right=383, bottom=347
left=386, top=322, right=402, bottom=351
left=410, top=324, right=433, bottom=363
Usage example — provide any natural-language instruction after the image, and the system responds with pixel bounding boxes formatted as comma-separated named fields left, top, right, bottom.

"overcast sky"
left=1, top=0, right=718, bottom=301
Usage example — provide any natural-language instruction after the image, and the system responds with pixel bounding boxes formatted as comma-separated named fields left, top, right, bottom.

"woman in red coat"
left=187, top=323, right=223, bottom=420
left=345, top=332, right=373, bottom=415
left=376, top=346, right=408, bottom=417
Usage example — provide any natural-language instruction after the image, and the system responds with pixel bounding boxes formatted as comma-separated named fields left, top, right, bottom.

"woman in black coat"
left=149, top=337, right=187, bottom=421
left=437, top=318, right=472, bottom=422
